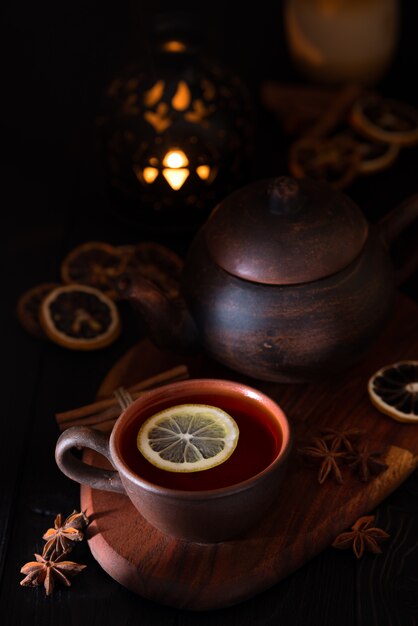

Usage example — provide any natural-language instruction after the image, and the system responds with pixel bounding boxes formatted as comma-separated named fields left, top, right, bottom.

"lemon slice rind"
left=367, top=360, right=418, bottom=424
left=137, top=404, right=239, bottom=473
left=351, top=96, right=418, bottom=146
left=40, top=284, right=121, bottom=351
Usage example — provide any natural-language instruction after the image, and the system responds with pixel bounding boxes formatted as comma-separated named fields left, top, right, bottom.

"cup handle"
left=55, top=426, right=126, bottom=494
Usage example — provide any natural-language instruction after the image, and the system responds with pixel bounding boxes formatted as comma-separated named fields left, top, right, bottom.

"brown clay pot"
left=119, top=176, right=418, bottom=382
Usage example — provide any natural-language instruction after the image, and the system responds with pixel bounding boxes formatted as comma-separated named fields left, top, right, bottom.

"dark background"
left=1, top=1, right=418, bottom=625
left=3, top=0, right=418, bottom=237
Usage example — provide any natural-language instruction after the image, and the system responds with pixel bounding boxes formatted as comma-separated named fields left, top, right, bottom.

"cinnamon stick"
left=56, top=365, right=189, bottom=431
left=90, top=419, right=118, bottom=434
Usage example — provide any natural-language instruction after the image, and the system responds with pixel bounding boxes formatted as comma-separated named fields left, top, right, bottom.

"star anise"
left=345, top=442, right=388, bottom=482
left=299, top=437, right=347, bottom=484
left=43, top=510, right=89, bottom=556
left=63, top=510, right=89, bottom=532
left=332, top=515, right=390, bottom=558
left=319, top=427, right=364, bottom=452
left=20, top=550, right=87, bottom=595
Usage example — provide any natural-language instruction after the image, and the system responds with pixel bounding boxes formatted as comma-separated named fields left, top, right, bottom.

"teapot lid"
left=204, top=176, right=368, bottom=285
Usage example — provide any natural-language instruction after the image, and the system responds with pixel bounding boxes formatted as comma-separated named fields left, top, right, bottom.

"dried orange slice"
left=350, top=95, right=418, bottom=146
left=289, top=134, right=360, bottom=189
left=61, top=242, right=128, bottom=299
left=40, top=285, right=121, bottom=350
left=16, top=283, right=60, bottom=339
left=339, top=129, right=400, bottom=175
left=368, top=361, right=418, bottom=423
left=137, top=404, right=239, bottom=473
left=119, top=242, right=183, bottom=300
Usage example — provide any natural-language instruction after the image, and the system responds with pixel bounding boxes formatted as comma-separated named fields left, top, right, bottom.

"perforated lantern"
left=98, top=19, right=254, bottom=233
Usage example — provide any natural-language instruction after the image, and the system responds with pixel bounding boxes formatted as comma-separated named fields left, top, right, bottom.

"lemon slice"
left=16, top=282, right=60, bottom=339
left=367, top=361, right=418, bottom=423
left=61, top=241, right=131, bottom=300
left=350, top=95, right=418, bottom=146
left=40, top=284, right=121, bottom=350
left=118, top=242, right=183, bottom=300
left=289, top=134, right=360, bottom=190
left=137, top=404, right=239, bottom=473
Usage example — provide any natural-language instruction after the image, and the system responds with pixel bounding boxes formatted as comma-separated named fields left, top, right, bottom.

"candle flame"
left=196, top=165, right=211, bottom=180
left=163, top=168, right=189, bottom=190
left=142, top=167, right=159, bottom=183
left=163, top=150, right=189, bottom=168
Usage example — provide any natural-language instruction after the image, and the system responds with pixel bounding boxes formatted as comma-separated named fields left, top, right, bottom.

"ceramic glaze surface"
left=56, top=379, right=291, bottom=542
left=182, top=228, right=395, bottom=382
left=118, top=178, right=417, bottom=382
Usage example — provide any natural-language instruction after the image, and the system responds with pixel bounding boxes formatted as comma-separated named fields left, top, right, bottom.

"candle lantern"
left=97, top=16, right=254, bottom=233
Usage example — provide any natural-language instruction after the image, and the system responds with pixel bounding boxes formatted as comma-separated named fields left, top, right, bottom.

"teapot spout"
left=116, top=272, right=199, bottom=353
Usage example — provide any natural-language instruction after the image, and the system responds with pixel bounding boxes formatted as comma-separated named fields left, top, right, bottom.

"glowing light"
left=163, top=168, right=189, bottom=190
left=163, top=150, right=189, bottom=168
left=142, top=167, right=159, bottom=183
left=196, top=165, right=211, bottom=180
left=162, top=40, right=187, bottom=53
left=172, top=81, right=191, bottom=111
left=143, top=80, right=165, bottom=107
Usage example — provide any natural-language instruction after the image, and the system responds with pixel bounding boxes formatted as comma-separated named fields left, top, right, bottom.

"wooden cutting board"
left=80, top=293, right=418, bottom=610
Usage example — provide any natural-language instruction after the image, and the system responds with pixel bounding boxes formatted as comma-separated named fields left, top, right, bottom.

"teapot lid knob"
left=267, top=176, right=304, bottom=216
left=204, top=176, right=368, bottom=285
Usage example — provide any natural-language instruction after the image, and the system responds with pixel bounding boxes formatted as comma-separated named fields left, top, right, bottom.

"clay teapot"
left=118, top=176, right=418, bottom=382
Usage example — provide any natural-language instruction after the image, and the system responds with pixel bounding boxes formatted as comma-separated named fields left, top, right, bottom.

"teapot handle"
left=378, top=194, right=418, bottom=285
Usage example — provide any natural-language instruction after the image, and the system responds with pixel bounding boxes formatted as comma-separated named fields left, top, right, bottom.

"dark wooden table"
left=2, top=2, right=418, bottom=624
